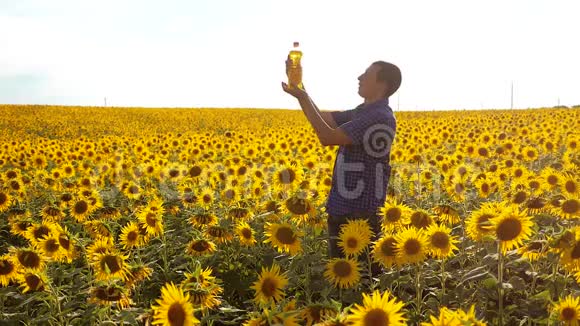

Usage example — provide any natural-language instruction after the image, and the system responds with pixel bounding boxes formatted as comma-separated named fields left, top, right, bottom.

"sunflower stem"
left=366, top=247, right=376, bottom=290
left=498, top=241, right=504, bottom=326
left=440, top=258, right=446, bottom=306
left=415, top=262, right=423, bottom=318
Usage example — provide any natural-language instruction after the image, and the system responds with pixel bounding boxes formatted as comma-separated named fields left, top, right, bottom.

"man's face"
left=358, top=64, right=388, bottom=99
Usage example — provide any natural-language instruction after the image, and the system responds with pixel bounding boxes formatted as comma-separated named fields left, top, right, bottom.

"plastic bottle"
left=288, top=42, right=304, bottom=90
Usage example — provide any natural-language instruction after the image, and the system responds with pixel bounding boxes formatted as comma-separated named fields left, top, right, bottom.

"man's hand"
left=281, top=81, right=308, bottom=100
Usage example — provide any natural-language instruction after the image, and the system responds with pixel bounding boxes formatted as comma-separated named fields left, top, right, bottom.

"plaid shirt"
left=325, top=98, right=396, bottom=217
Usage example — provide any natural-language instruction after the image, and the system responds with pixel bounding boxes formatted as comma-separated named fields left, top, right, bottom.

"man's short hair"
left=373, top=61, right=401, bottom=98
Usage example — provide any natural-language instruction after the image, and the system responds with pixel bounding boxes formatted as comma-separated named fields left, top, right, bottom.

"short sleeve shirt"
left=325, top=98, right=396, bottom=217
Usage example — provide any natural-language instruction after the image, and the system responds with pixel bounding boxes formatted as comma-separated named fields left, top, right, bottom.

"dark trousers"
left=327, top=212, right=383, bottom=277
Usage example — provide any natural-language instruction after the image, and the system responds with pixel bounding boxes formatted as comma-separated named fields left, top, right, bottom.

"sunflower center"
left=496, top=218, right=522, bottom=241
left=25, top=274, right=42, bottom=291
left=34, top=226, right=50, bottom=240
left=565, top=181, right=577, bottom=194
left=241, top=228, right=252, bottom=239
left=454, top=183, right=465, bottom=194
left=45, top=207, right=61, bottom=217
left=571, top=243, right=580, bottom=259
left=411, top=212, right=431, bottom=229
left=363, top=308, right=389, bottom=326
left=333, top=261, right=352, bottom=278
left=45, top=239, right=60, bottom=253
left=146, top=213, right=157, bottom=227
left=381, top=238, right=397, bottom=256
left=74, top=201, right=89, bottom=214
left=18, top=251, right=41, bottom=268
left=0, top=193, right=8, bottom=205
left=167, top=302, right=186, bottom=326
left=562, top=200, right=579, bottom=214
left=527, top=198, right=546, bottom=210
left=431, top=232, right=449, bottom=249
left=347, top=237, right=358, bottom=249
left=527, top=241, right=542, bottom=252
left=562, top=307, right=577, bottom=321
left=260, top=277, right=278, bottom=297
left=101, top=255, right=121, bottom=274
left=128, top=185, right=139, bottom=194
left=58, top=235, right=71, bottom=250
left=513, top=191, right=527, bottom=204
left=275, top=227, right=296, bottom=245
left=547, top=175, right=558, bottom=185
left=278, top=168, right=296, bottom=184
left=481, top=183, right=490, bottom=193
left=192, top=241, right=210, bottom=252
left=127, top=231, right=138, bottom=242
left=386, top=208, right=402, bottom=222
left=404, top=239, right=421, bottom=255
left=286, top=197, right=310, bottom=215
left=0, top=260, right=14, bottom=275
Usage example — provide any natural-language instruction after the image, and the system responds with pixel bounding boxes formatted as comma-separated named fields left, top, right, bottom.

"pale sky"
left=1, top=0, right=579, bottom=111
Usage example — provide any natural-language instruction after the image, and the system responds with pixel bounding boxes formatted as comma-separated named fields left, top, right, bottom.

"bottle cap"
left=293, top=42, right=299, bottom=47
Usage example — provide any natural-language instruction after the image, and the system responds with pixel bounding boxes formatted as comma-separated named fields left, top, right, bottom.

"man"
left=282, top=60, right=401, bottom=274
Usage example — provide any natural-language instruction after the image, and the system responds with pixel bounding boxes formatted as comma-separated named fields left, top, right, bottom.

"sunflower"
left=119, top=222, right=144, bottom=249
left=90, top=283, right=132, bottom=309
left=24, top=221, right=58, bottom=246
left=70, top=197, right=92, bottom=222
left=12, top=247, right=46, bottom=272
left=525, top=196, right=548, bottom=215
left=250, top=264, right=289, bottom=305
left=125, top=264, right=153, bottom=289
left=151, top=282, right=199, bottom=326
left=347, top=290, right=407, bottom=326
left=420, top=307, right=461, bottom=326
left=394, top=228, right=429, bottom=265
left=9, top=218, right=32, bottom=238
left=197, top=187, right=215, bottom=209
left=432, top=204, right=461, bottom=225
left=92, top=251, right=130, bottom=282
left=560, top=235, right=580, bottom=270
left=379, top=200, right=411, bottom=231
left=36, top=235, right=66, bottom=261
left=338, top=219, right=373, bottom=257
left=425, top=224, right=458, bottom=259
left=40, top=204, right=65, bottom=222
left=408, top=209, right=435, bottom=230
left=450, top=305, right=487, bottom=325
left=235, top=221, right=257, bottom=246
left=188, top=212, right=218, bottom=228
left=553, top=196, right=580, bottom=220
left=182, top=266, right=218, bottom=291
left=324, top=258, right=361, bottom=289
left=263, top=222, right=303, bottom=256
left=552, top=295, right=580, bottom=326
left=300, top=303, right=338, bottom=326
left=17, top=271, right=48, bottom=293
left=0, top=189, right=12, bottom=213
left=517, top=240, right=545, bottom=262
left=272, top=163, right=304, bottom=189
left=123, top=181, right=142, bottom=200
left=188, top=287, right=222, bottom=315
left=372, top=234, right=400, bottom=268
left=540, top=167, right=562, bottom=191
left=283, top=190, right=317, bottom=222
left=186, top=239, right=217, bottom=256
left=205, top=225, right=233, bottom=244
left=137, top=208, right=164, bottom=237
left=0, top=254, right=18, bottom=286
left=492, top=205, right=535, bottom=254
left=466, top=204, right=498, bottom=241
left=562, top=174, right=579, bottom=197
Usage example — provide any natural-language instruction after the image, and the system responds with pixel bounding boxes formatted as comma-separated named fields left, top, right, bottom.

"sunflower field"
left=0, top=104, right=579, bottom=325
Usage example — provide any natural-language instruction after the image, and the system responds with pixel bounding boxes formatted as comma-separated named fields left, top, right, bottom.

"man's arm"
left=296, top=94, right=352, bottom=146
